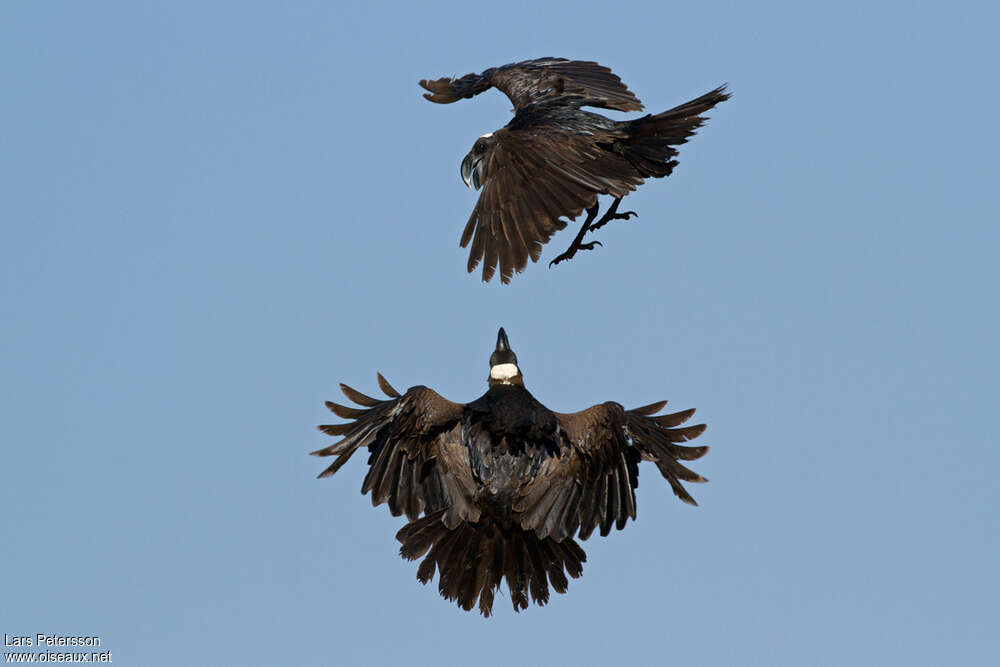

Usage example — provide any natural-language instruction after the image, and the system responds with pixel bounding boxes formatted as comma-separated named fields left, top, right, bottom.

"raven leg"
left=548, top=198, right=639, bottom=268
left=549, top=204, right=601, bottom=268
left=588, top=197, right=637, bottom=233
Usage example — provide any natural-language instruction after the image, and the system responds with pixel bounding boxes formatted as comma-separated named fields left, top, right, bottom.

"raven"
left=420, top=58, right=730, bottom=283
left=313, top=328, right=709, bottom=615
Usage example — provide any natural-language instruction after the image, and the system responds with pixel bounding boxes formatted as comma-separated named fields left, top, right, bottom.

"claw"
left=588, top=199, right=640, bottom=233
left=549, top=241, right=602, bottom=268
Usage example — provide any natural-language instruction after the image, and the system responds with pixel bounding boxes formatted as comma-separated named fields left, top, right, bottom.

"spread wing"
left=514, top=400, right=708, bottom=541
left=420, top=57, right=643, bottom=112
left=462, top=127, right=644, bottom=283
left=313, top=375, right=481, bottom=525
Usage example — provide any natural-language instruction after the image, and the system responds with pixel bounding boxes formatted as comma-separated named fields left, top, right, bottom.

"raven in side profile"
left=420, top=58, right=730, bottom=283
left=313, top=328, right=709, bottom=616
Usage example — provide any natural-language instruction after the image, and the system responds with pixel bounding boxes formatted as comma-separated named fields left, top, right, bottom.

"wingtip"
left=376, top=372, right=401, bottom=398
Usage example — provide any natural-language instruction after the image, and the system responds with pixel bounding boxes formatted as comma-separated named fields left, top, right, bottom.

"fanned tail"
left=621, top=85, right=730, bottom=178
left=396, top=511, right=586, bottom=617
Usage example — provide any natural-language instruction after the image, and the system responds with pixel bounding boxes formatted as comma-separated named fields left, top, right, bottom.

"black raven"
left=313, top=328, right=709, bottom=616
left=420, top=58, right=730, bottom=283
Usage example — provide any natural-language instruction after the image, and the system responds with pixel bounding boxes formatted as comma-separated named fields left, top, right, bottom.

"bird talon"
left=548, top=241, right=602, bottom=268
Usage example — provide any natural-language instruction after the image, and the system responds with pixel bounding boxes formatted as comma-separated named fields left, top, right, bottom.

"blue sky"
left=2, top=1, right=998, bottom=665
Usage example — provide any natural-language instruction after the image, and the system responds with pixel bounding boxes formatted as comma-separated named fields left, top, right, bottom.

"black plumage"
left=420, top=57, right=730, bottom=283
left=313, top=328, right=709, bottom=616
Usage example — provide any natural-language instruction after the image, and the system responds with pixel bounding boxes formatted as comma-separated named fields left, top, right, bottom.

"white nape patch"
left=489, top=363, right=519, bottom=381
left=479, top=132, right=494, bottom=139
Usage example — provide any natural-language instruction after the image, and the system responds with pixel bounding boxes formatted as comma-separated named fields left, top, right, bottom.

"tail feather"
left=504, top=535, right=529, bottom=611
left=416, top=555, right=436, bottom=584
left=439, top=524, right=478, bottom=604
left=523, top=536, right=551, bottom=605
left=621, top=85, right=730, bottom=178
left=396, top=512, right=586, bottom=617
left=397, top=513, right=443, bottom=559
left=478, top=578, right=496, bottom=616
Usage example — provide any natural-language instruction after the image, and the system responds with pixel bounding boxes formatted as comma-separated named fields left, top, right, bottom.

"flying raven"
left=313, top=328, right=709, bottom=616
left=420, top=58, right=730, bottom=283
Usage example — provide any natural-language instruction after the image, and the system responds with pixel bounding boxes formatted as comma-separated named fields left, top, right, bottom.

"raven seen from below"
left=313, top=328, right=709, bottom=616
left=420, top=58, right=730, bottom=283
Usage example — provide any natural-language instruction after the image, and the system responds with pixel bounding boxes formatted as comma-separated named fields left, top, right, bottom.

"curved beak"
left=461, top=153, right=482, bottom=190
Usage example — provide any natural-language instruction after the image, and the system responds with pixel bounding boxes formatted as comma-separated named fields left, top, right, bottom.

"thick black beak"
left=490, top=327, right=517, bottom=366
left=496, top=327, right=510, bottom=353
left=461, top=153, right=484, bottom=190
left=461, top=153, right=476, bottom=189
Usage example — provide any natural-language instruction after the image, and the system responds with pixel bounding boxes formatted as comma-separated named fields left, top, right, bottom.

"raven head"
left=461, top=133, right=498, bottom=190
left=488, top=327, right=523, bottom=386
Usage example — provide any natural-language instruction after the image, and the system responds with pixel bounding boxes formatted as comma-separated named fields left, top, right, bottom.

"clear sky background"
left=3, top=1, right=998, bottom=665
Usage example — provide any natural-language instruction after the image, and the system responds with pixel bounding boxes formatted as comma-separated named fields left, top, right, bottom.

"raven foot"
left=549, top=204, right=601, bottom=269
left=589, top=198, right=638, bottom=233
left=549, top=240, right=603, bottom=268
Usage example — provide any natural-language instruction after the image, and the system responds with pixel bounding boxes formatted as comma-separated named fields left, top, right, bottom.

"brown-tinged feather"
left=659, top=424, right=708, bottom=442
left=314, top=449, right=357, bottom=479
left=420, top=58, right=643, bottom=112
left=630, top=400, right=668, bottom=416
left=648, top=408, right=696, bottom=427
left=324, top=401, right=368, bottom=420
left=376, top=373, right=401, bottom=398
left=416, top=555, right=436, bottom=585
left=523, top=536, right=551, bottom=605
left=339, top=383, right=382, bottom=407
left=315, top=422, right=352, bottom=437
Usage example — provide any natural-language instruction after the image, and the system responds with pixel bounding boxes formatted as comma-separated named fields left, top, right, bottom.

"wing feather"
left=420, top=57, right=643, bottom=112
left=376, top=372, right=401, bottom=398
left=630, top=400, right=668, bottom=416
left=314, top=380, right=467, bottom=520
left=463, top=130, right=640, bottom=283
left=623, top=404, right=709, bottom=506
left=648, top=407, right=695, bottom=427
left=511, top=399, right=708, bottom=540
left=339, top=383, right=382, bottom=407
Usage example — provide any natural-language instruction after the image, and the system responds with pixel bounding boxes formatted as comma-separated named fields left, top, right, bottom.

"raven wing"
left=313, top=375, right=481, bottom=526
left=462, top=125, right=643, bottom=283
left=513, top=400, right=708, bottom=541
left=420, top=57, right=644, bottom=112
left=462, top=85, right=730, bottom=283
